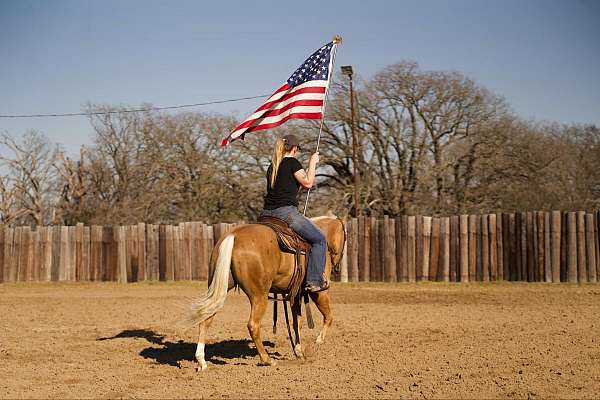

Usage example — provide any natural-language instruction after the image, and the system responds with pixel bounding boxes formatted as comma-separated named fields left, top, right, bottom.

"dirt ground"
left=1, top=282, right=599, bottom=399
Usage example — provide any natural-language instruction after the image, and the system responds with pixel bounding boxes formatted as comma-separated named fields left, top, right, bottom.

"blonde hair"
left=270, top=137, right=295, bottom=188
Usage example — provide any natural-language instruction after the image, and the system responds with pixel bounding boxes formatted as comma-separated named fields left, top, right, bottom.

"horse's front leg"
left=309, top=291, right=333, bottom=345
left=291, top=300, right=305, bottom=358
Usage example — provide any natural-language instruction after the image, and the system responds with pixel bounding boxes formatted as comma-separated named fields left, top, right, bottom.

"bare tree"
left=0, top=131, right=59, bottom=226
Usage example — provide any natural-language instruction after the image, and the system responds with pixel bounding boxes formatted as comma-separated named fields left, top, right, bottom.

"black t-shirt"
left=263, top=157, right=304, bottom=210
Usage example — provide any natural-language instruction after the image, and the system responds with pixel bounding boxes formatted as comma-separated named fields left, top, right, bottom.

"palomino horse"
left=188, top=215, right=346, bottom=370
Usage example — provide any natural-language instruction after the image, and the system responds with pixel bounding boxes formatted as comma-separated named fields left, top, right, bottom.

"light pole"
left=341, top=65, right=361, bottom=216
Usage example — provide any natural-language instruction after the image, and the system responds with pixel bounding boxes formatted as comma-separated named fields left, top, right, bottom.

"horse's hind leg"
left=309, top=291, right=333, bottom=345
left=247, top=294, right=276, bottom=366
left=195, top=314, right=215, bottom=371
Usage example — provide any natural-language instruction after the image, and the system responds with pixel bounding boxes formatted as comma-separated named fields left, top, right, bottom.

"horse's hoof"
left=316, top=335, right=324, bottom=345
left=294, top=344, right=306, bottom=359
left=258, top=359, right=277, bottom=367
left=196, top=363, right=208, bottom=372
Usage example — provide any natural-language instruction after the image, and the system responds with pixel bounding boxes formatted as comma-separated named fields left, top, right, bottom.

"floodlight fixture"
left=341, top=65, right=353, bottom=76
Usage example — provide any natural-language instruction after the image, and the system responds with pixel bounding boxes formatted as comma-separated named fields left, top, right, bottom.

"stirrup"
left=305, top=282, right=330, bottom=293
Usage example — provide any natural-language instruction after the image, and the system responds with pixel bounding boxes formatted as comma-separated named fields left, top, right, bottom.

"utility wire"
left=0, top=94, right=270, bottom=119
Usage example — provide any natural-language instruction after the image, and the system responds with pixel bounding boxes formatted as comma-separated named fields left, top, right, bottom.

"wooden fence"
left=344, top=211, right=600, bottom=283
left=0, top=210, right=599, bottom=284
left=0, top=222, right=237, bottom=284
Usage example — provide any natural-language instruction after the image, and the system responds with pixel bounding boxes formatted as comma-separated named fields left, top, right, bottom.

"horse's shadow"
left=97, top=329, right=280, bottom=368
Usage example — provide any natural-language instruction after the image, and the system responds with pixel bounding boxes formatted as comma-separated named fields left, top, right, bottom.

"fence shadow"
left=97, top=329, right=279, bottom=368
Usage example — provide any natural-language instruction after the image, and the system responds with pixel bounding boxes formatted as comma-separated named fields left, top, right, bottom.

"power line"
left=0, top=94, right=270, bottom=119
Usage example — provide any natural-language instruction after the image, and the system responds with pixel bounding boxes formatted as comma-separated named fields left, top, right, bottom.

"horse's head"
left=311, top=215, right=346, bottom=278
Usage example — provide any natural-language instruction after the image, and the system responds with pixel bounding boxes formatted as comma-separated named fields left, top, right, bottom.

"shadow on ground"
left=98, top=329, right=279, bottom=368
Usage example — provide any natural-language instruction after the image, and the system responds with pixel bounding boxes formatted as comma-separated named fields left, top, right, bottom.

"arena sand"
left=1, top=282, right=599, bottom=398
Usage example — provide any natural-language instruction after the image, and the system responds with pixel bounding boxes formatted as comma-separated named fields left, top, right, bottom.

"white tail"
left=188, top=234, right=235, bottom=325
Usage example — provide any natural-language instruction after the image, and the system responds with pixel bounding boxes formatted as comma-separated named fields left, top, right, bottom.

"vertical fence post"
left=19, top=227, right=29, bottom=282
left=450, top=216, right=459, bottom=282
left=429, top=217, right=440, bottom=281
left=10, top=228, right=20, bottom=282
left=421, top=216, right=431, bottom=282
left=586, top=213, right=597, bottom=283
left=90, top=226, right=99, bottom=281
left=481, top=215, right=489, bottom=282
left=41, top=227, right=52, bottom=282
left=544, top=212, right=552, bottom=282
left=495, top=213, right=503, bottom=281
left=525, top=212, right=534, bottom=282
left=476, top=215, right=483, bottom=281
left=407, top=216, right=416, bottom=282
left=576, top=211, right=587, bottom=282
left=136, top=223, right=146, bottom=281
left=370, top=217, right=379, bottom=281
left=560, top=212, right=568, bottom=282
left=596, top=211, right=600, bottom=280
left=567, top=212, right=578, bottom=282
left=551, top=211, right=561, bottom=283
left=468, top=215, right=477, bottom=281
left=191, top=222, right=202, bottom=281
left=27, top=228, right=36, bottom=282
left=489, top=214, right=497, bottom=281
left=75, top=223, right=84, bottom=281
left=349, top=218, right=359, bottom=282
left=360, top=216, right=370, bottom=282
left=30, top=228, right=38, bottom=282
left=508, top=213, right=516, bottom=281
left=536, top=211, right=545, bottom=282
left=459, top=215, right=469, bottom=283
left=502, top=214, right=511, bottom=280
left=128, top=225, right=136, bottom=282
left=415, top=216, right=423, bottom=281
left=396, top=216, right=406, bottom=282
left=0, top=226, right=4, bottom=283
left=156, top=225, right=166, bottom=281
left=384, top=216, right=396, bottom=282
left=116, top=226, right=127, bottom=283
left=441, top=217, right=450, bottom=282
left=83, top=226, right=91, bottom=282
left=3, top=228, right=12, bottom=283
left=531, top=211, right=540, bottom=282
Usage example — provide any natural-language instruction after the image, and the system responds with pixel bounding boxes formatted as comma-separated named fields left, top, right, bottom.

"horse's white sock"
left=195, top=342, right=207, bottom=370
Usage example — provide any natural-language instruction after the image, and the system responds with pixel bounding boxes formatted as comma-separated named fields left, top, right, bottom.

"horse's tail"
left=188, top=234, right=235, bottom=325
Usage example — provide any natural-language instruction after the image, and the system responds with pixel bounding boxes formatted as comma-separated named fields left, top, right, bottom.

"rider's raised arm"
left=294, top=169, right=313, bottom=189
left=293, top=152, right=319, bottom=189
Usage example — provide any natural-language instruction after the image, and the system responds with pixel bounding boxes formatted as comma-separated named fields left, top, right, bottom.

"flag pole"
left=302, top=35, right=342, bottom=216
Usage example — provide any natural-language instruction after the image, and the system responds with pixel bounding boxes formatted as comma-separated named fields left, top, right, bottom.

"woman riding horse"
left=188, top=135, right=345, bottom=370
left=259, top=134, right=328, bottom=292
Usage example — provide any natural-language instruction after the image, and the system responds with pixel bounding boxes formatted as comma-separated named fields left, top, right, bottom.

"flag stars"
left=286, top=41, right=334, bottom=87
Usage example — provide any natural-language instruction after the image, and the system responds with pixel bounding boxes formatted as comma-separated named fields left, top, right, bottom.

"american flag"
left=221, top=41, right=337, bottom=147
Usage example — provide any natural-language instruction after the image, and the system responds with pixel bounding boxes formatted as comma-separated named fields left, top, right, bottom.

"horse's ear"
left=341, top=214, right=348, bottom=225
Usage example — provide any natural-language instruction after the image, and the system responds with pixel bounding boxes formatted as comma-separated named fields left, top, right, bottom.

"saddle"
left=256, top=215, right=311, bottom=307
left=256, top=215, right=311, bottom=254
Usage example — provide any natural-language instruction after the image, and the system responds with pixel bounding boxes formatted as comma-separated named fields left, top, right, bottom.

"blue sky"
left=1, top=0, right=599, bottom=155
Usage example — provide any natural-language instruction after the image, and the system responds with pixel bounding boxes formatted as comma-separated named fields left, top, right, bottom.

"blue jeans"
left=260, top=206, right=327, bottom=286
